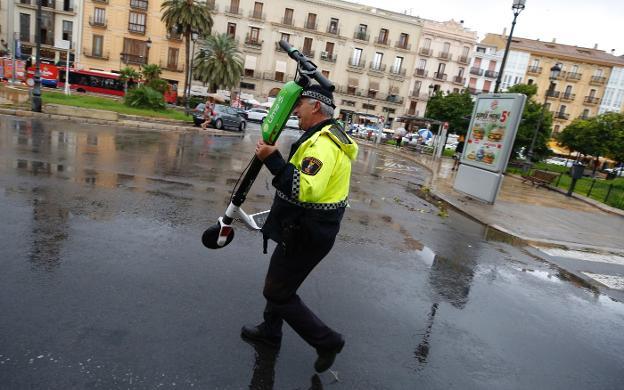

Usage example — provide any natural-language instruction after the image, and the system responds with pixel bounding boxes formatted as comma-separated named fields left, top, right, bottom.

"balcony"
left=419, top=47, right=432, bottom=56
left=584, top=96, right=600, bottom=105
left=469, top=67, right=483, bottom=76
left=433, top=72, right=448, bottom=81
left=560, top=93, right=576, bottom=101
left=458, top=55, right=469, bottom=64
left=248, top=10, right=265, bottom=21
left=347, top=57, right=366, bottom=70
left=89, top=16, right=107, bottom=28
left=128, top=23, right=146, bottom=34
left=368, top=62, right=386, bottom=73
left=129, top=0, right=148, bottom=11
left=566, top=72, right=582, bottom=81
left=353, top=31, right=370, bottom=42
left=320, top=51, right=337, bottom=63
left=527, top=66, right=542, bottom=74
left=395, top=41, right=411, bottom=51
left=375, top=36, right=389, bottom=46
left=453, top=76, right=466, bottom=85
left=225, top=5, right=242, bottom=16
left=553, top=112, right=570, bottom=120
left=484, top=70, right=498, bottom=79
left=301, top=49, right=315, bottom=58
left=83, top=47, right=109, bottom=60
left=389, top=67, right=406, bottom=77
left=385, top=95, right=404, bottom=104
left=326, top=24, right=340, bottom=35
left=437, top=51, right=452, bottom=61
left=92, top=0, right=109, bottom=4
left=281, top=16, right=293, bottom=26
left=244, top=34, right=263, bottom=49
left=166, top=30, right=182, bottom=41
left=121, top=53, right=147, bottom=65
left=414, top=68, right=428, bottom=78
left=590, top=75, right=606, bottom=85
left=304, top=21, right=318, bottom=31
left=159, top=61, right=184, bottom=73
left=546, top=90, right=560, bottom=98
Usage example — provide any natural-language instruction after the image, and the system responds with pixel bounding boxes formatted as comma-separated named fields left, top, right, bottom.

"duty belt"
left=276, top=190, right=348, bottom=210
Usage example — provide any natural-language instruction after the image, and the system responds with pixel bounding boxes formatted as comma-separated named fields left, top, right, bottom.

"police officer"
left=242, top=84, right=358, bottom=373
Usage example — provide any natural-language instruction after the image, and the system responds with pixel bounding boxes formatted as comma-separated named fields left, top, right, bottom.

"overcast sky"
left=356, top=0, right=623, bottom=56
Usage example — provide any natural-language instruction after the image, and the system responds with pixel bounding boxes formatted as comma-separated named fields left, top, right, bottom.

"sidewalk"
left=364, top=141, right=624, bottom=254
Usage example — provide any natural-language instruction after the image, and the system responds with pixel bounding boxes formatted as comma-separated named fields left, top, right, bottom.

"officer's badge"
left=301, top=157, right=323, bottom=175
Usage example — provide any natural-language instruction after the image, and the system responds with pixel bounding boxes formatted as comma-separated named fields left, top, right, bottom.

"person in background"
left=201, top=97, right=215, bottom=129
left=452, top=135, right=465, bottom=171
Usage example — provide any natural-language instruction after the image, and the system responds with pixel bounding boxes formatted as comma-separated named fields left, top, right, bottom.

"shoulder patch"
left=301, top=156, right=323, bottom=176
left=329, top=125, right=352, bottom=144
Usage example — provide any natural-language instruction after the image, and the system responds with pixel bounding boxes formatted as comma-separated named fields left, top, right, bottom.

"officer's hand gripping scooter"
left=202, top=40, right=335, bottom=249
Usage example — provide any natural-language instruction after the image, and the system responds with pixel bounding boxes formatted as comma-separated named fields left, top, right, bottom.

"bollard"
left=604, top=184, right=613, bottom=204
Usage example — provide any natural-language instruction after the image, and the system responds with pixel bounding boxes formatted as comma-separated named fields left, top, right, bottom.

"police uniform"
left=252, top=87, right=358, bottom=359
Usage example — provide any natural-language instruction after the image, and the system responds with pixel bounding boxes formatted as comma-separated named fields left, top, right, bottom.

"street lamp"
left=184, top=31, right=199, bottom=115
left=524, top=63, right=562, bottom=173
left=145, top=37, right=152, bottom=63
left=494, top=0, right=526, bottom=93
left=31, top=0, right=43, bottom=112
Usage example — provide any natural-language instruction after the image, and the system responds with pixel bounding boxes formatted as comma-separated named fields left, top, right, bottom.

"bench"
left=521, top=170, right=559, bottom=187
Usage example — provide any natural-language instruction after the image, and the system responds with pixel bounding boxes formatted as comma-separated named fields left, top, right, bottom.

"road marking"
left=537, top=248, right=624, bottom=266
left=582, top=272, right=624, bottom=290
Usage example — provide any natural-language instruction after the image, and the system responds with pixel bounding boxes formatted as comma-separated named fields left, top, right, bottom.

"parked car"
left=193, top=104, right=246, bottom=131
left=245, top=108, right=268, bottom=122
left=604, top=166, right=624, bottom=177
left=544, top=157, right=574, bottom=167
left=285, top=116, right=299, bottom=129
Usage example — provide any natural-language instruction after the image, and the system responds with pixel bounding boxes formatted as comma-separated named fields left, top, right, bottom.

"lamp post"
left=31, top=0, right=43, bottom=112
left=145, top=37, right=152, bottom=63
left=494, top=0, right=526, bottom=93
left=524, top=63, right=562, bottom=173
left=185, top=31, right=199, bottom=115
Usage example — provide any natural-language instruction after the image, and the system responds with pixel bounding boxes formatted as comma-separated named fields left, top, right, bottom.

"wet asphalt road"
left=1, top=116, right=623, bottom=390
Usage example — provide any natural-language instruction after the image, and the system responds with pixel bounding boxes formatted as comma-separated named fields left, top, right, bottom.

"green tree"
left=507, top=83, right=553, bottom=161
left=141, top=64, right=162, bottom=83
left=601, top=112, right=624, bottom=165
left=119, top=66, right=141, bottom=95
left=193, top=33, right=243, bottom=92
left=424, top=90, right=474, bottom=135
left=161, top=0, right=213, bottom=103
left=559, top=114, right=615, bottom=174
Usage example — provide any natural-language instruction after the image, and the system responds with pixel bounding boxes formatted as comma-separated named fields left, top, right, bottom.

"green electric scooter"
left=202, top=40, right=335, bottom=249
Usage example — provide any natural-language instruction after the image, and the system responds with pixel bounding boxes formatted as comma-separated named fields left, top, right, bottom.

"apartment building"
left=209, top=0, right=431, bottom=125
left=482, top=34, right=624, bottom=133
left=12, top=0, right=81, bottom=64
left=410, top=19, right=477, bottom=116
left=599, top=66, right=624, bottom=114
left=79, top=0, right=188, bottom=86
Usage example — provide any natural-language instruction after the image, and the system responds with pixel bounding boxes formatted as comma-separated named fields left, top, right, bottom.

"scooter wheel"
left=202, top=223, right=235, bottom=249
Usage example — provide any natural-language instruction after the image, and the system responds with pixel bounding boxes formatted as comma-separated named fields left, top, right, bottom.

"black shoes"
left=314, top=337, right=345, bottom=373
left=241, top=324, right=282, bottom=349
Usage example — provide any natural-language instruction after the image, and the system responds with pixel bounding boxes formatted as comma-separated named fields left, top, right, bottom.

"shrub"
left=146, top=79, right=168, bottom=95
left=124, top=86, right=165, bottom=110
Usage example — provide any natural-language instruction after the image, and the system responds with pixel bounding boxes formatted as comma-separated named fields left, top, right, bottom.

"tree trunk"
left=592, top=155, right=599, bottom=177
left=183, top=31, right=191, bottom=104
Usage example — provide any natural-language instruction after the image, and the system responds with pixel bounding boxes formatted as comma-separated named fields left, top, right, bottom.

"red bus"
left=57, top=68, right=178, bottom=103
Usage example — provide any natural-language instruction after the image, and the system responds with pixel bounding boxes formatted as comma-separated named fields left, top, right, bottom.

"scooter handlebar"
left=279, top=40, right=334, bottom=92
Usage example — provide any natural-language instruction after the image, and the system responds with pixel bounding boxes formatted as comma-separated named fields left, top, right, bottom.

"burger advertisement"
left=462, top=97, right=516, bottom=172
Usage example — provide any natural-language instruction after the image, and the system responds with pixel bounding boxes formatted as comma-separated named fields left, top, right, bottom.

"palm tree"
left=119, top=66, right=141, bottom=95
left=193, top=34, right=243, bottom=92
left=161, top=0, right=213, bottom=104
left=141, top=64, right=162, bottom=83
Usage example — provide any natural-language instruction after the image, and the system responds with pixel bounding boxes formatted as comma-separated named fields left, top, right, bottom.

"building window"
left=351, top=48, right=363, bottom=66
left=372, top=52, right=383, bottom=70
left=423, top=38, right=431, bottom=49
left=378, top=28, right=388, bottom=44
left=303, top=37, right=313, bottom=56
left=249, top=27, right=260, bottom=43
left=306, top=13, right=317, bottom=30
left=280, top=33, right=290, bottom=43
left=227, top=22, right=236, bottom=38
left=92, top=35, right=103, bottom=57
left=128, top=12, right=146, bottom=34
left=130, top=0, right=148, bottom=10
left=442, top=42, right=450, bottom=54
left=283, top=8, right=293, bottom=25
left=240, top=81, right=255, bottom=90
left=418, top=59, right=426, bottom=70
left=362, top=103, right=376, bottom=110
left=325, top=41, right=334, bottom=55
left=328, top=18, right=339, bottom=34
left=62, top=20, right=73, bottom=42
left=321, top=70, right=330, bottom=78
left=392, top=56, right=403, bottom=73
left=252, top=2, right=263, bottom=19
left=20, top=13, right=31, bottom=42
left=94, top=8, right=106, bottom=25
left=228, top=0, right=240, bottom=13
left=342, top=100, right=356, bottom=107
left=63, top=0, right=74, bottom=12
left=122, top=37, right=148, bottom=64
left=167, top=47, right=179, bottom=69
left=397, top=33, right=408, bottom=48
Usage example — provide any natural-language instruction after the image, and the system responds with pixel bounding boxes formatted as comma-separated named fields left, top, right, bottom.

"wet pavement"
left=1, top=116, right=624, bottom=389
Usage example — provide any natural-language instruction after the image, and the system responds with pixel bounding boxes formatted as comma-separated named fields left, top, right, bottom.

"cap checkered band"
left=301, top=90, right=334, bottom=107
left=276, top=190, right=348, bottom=210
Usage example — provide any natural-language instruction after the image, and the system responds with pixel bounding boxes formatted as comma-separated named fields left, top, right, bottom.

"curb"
left=0, top=107, right=244, bottom=137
